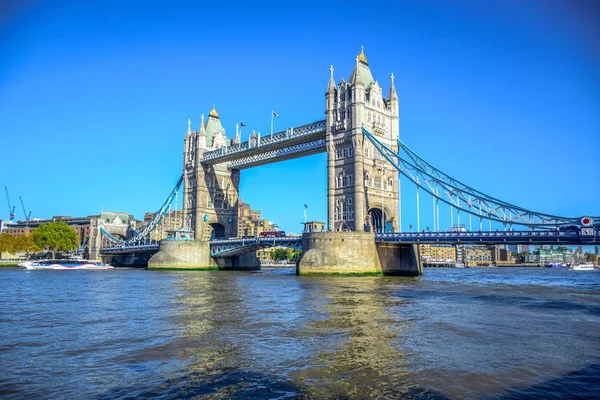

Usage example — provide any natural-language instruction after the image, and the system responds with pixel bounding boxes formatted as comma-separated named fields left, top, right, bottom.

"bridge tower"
left=182, top=107, right=240, bottom=240
left=326, top=47, right=400, bottom=233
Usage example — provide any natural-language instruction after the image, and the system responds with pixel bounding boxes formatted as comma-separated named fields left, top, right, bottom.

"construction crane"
left=4, top=186, right=16, bottom=222
left=19, top=196, right=31, bottom=221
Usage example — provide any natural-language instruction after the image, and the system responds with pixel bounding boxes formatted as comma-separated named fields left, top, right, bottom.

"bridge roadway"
left=99, top=228, right=598, bottom=257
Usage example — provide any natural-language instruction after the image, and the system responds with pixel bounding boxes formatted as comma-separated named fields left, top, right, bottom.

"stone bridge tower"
left=182, top=107, right=240, bottom=240
left=326, top=47, right=400, bottom=233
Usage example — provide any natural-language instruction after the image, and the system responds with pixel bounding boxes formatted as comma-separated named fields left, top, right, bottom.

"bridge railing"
left=99, top=243, right=160, bottom=253
left=375, top=229, right=598, bottom=243
left=201, top=120, right=326, bottom=162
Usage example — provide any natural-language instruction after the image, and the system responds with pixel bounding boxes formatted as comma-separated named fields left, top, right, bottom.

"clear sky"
left=1, top=0, right=599, bottom=234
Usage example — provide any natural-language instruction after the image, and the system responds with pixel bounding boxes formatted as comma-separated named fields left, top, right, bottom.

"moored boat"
left=569, top=262, right=596, bottom=271
left=19, top=259, right=114, bottom=270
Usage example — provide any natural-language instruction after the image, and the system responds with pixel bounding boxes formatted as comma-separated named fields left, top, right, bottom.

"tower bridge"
left=99, top=48, right=599, bottom=274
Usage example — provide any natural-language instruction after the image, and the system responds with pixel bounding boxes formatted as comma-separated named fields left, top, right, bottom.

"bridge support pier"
left=214, top=252, right=261, bottom=271
left=297, top=231, right=382, bottom=275
left=376, top=243, right=422, bottom=276
left=148, top=240, right=216, bottom=270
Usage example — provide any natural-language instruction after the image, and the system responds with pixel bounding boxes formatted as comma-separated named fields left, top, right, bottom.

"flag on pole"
left=240, top=121, right=246, bottom=127
left=272, top=110, right=279, bottom=117
left=304, top=204, right=308, bottom=209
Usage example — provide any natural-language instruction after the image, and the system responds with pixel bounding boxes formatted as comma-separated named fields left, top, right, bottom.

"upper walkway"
left=200, top=120, right=326, bottom=169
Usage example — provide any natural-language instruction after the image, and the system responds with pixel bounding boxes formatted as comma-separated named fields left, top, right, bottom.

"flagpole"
left=270, top=111, right=274, bottom=137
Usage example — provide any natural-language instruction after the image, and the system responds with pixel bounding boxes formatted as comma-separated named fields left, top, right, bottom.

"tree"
left=32, top=221, right=79, bottom=259
left=0, top=233, right=15, bottom=257
left=291, top=248, right=302, bottom=261
left=13, top=235, right=41, bottom=256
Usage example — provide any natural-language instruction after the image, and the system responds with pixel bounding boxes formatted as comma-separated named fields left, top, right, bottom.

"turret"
left=234, top=123, right=241, bottom=145
left=388, top=73, right=398, bottom=113
left=184, top=118, right=192, bottom=159
left=198, top=114, right=207, bottom=150
left=326, top=65, right=336, bottom=127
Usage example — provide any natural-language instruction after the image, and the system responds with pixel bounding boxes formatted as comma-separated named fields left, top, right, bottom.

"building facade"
left=237, top=199, right=277, bottom=238
left=182, top=108, right=240, bottom=241
left=1, top=211, right=136, bottom=259
left=464, top=245, right=493, bottom=267
left=303, top=221, right=325, bottom=233
left=326, top=48, right=400, bottom=233
left=420, top=244, right=456, bottom=263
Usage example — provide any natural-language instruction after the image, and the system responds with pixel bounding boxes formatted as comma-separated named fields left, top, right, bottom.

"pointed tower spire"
left=349, top=46, right=373, bottom=87
left=234, top=123, right=240, bottom=144
left=388, top=72, right=398, bottom=100
left=198, top=113, right=207, bottom=149
left=327, top=64, right=336, bottom=93
left=186, top=118, right=192, bottom=137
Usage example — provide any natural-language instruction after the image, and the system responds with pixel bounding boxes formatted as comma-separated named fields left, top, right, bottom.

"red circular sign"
left=581, top=217, right=592, bottom=226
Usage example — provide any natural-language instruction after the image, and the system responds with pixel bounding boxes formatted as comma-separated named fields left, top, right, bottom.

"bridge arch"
left=209, top=223, right=226, bottom=239
left=369, top=206, right=393, bottom=233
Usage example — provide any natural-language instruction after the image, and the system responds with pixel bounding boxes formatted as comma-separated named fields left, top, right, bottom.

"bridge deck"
left=99, top=229, right=598, bottom=256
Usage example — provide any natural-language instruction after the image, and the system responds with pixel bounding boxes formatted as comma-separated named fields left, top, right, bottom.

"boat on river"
left=544, top=262, right=569, bottom=268
left=19, top=259, right=114, bottom=270
left=569, top=262, right=596, bottom=271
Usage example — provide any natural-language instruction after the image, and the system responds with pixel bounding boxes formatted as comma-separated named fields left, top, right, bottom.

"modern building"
left=525, top=246, right=580, bottom=265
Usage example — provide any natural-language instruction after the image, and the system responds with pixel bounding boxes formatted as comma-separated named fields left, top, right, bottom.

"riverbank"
left=0, top=261, right=20, bottom=268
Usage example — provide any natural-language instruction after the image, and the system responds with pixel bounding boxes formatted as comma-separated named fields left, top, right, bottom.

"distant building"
left=490, top=245, right=514, bottom=265
left=1, top=211, right=138, bottom=259
left=303, top=221, right=325, bottom=232
left=525, top=246, right=581, bottom=265
left=464, top=245, right=492, bottom=267
left=596, top=246, right=599, bottom=256
left=145, top=210, right=184, bottom=241
left=237, top=199, right=278, bottom=237
left=517, top=244, right=530, bottom=254
left=420, top=244, right=456, bottom=263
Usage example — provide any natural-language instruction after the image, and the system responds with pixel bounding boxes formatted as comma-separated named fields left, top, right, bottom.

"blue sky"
left=1, top=0, right=599, bottom=234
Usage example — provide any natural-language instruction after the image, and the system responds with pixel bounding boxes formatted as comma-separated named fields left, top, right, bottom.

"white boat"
left=569, top=262, right=596, bottom=271
left=19, top=259, right=114, bottom=270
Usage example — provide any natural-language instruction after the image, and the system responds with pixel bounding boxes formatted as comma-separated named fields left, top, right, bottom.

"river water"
left=1, top=267, right=599, bottom=399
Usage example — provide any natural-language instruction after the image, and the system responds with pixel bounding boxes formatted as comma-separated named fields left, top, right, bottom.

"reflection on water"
left=0, top=268, right=599, bottom=399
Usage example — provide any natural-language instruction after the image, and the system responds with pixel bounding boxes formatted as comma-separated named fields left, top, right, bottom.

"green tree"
left=13, top=235, right=41, bottom=256
left=32, top=221, right=79, bottom=259
left=0, top=233, right=16, bottom=257
left=291, top=248, right=302, bottom=261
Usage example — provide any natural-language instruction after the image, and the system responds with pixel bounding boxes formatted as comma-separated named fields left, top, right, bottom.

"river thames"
left=1, top=267, right=599, bottom=399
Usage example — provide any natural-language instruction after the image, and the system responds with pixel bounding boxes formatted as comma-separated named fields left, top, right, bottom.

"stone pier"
left=148, top=239, right=261, bottom=271
left=214, top=252, right=261, bottom=271
left=297, top=231, right=382, bottom=275
left=376, top=242, right=422, bottom=276
left=296, top=231, right=423, bottom=276
left=148, top=240, right=216, bottom=270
